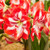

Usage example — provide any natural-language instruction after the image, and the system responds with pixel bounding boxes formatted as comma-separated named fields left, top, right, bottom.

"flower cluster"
left=0, top=0, right=50, bottom=43
left=31, top=1, right=50, bottom=41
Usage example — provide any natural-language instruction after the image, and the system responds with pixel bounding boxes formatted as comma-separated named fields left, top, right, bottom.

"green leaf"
left=44, top=0, right=50, bottom=11
left=5, top=0, right=10, bottom=5
left=0, top=34, right=3, bottom=37
left=0, top=34, right=3, bottom=40
left=31, top=31, right=48, bottom=50
left=40, top=37, right=45, bottom=50
left=36, top=0, right=39, bottom=2
left=28, top=14, right=31, bottom=17
left=0, top=30, right=4, bottom=33
left=31, top=35, right=40, bottom=50
left=41, top=31, right=48, bottom=42
left=30, top=1, right=33, bottom=6
left=44, top=40, right=50, bottom=50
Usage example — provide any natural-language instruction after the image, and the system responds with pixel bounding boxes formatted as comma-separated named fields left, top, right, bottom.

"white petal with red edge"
left=45, top=22, right=48, bottom=28
left=18, top=11, right=22, bottom=19
left=32, top=33, right=34, bottom=36
left=39, top=10, right=42, bottom=19
left=0, top=19, right=4, bottom=22
left=42, top=16, right=45, bottom=21
left=17, top=24, right=23, bottom=37
left=47, top=13, right=50, bottom=17
left=23, top=21, right=27, bottom=24
left=8, top=17, right=16, bottom=22
left=24, top=29, right=28, bottom=35
left=33, top=25, right=39, bottom=33
left=7, top=26, right=15, bottom=30
left=32, top=7, right=37, bottom=15
left=11, top=0, right=20, bottom=5
left=22, top=3, right=27, bottom=9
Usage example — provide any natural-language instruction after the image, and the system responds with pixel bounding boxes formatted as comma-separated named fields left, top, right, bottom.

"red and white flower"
left=9, top=0, right=31, bottom=15
left=4, top=7, right=30, bottom=40
left=31, top=9, right=46, bottom=41
left=31, top=1, right=44, bottom=17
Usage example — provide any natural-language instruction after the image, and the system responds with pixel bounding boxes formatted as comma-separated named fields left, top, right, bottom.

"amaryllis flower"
left=9, top=0, right=31, bottom=15
left=0, top=0, right=5, bottom=29
left=31, top=1, right=44, bottom=17
left=31, top=9, right=46, bottom=41
left=4, top=7, right=30, bottom=40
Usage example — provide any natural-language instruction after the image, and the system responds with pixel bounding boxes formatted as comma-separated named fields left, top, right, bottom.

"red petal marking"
left=14, top=25, right=23, bottom=40
left=31, top=28, right=35, bottom=41
left=34, top=9, right=46, bottom=22
left=4, top=24, right=16, bottom=35
left=48, top=7, right=50, bottom=12
left=22, top=28, right=30, bottom=40
left=10, top=0, right=30, bottom=14
left=35, top=32, right=41, bottom=40
left=31, top=1, right=44, bottom=16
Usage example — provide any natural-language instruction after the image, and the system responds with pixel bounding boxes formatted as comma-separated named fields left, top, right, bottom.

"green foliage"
left=36, top=0, right=39, bottom=2
left=44, top=0, right=50, bottom=11
left=30, top=1, right=33, bottom=7
left=41, top=31, right=48, bottom=42
left=40, top=37, right=45, bottom=50
left=0, top=34, right=3, bottom=40
left=5, top=0, right=10, bottom=5
left=31, top=35, right=40, bottom=50
left=0, top=30, right=4, bottom=33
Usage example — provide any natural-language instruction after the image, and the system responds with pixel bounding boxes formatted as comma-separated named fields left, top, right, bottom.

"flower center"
left=16, top=20, right=23, bottom=26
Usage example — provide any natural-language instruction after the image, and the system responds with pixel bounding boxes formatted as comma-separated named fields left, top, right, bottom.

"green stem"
left=44, top=33, right=50, bottom=50
left=44, top=0, right=48, bottom=11
left=23, top=37, right=31, bottom=50
left=44, top=40, right=50, bottom=50
left=28, top=37, right=31, bottom=50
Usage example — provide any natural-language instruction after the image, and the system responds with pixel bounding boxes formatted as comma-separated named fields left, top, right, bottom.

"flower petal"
left=22, top=28, right=30, bottom=40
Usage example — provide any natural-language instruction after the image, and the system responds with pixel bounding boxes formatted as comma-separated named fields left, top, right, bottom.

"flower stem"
left=23, top=37, right=31, bottom=50
left=44, top=33, right=50, bottom=50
